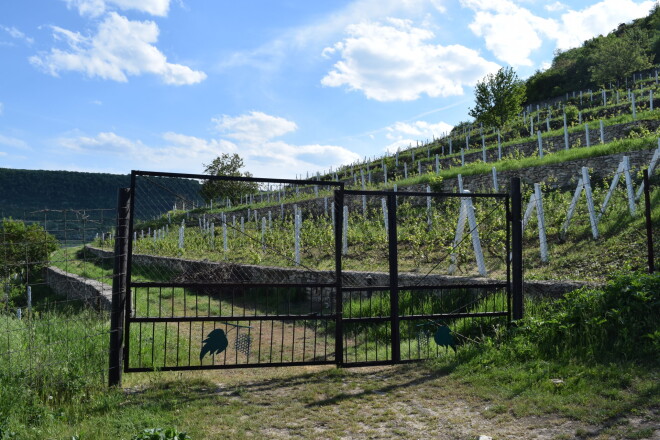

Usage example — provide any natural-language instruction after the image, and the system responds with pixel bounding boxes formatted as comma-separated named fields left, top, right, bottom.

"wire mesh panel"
left=1, top=208, right=113, bottom=394
left=339, top=190, right=510, bottom=365
left=125, top=171, right=342, bottom=370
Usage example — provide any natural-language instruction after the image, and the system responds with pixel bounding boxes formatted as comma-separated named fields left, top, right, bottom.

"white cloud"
left=386, top=120, right=453, bottom=140
left=30, top=12, right=206, bottom=85
left=461, top=0, right=557, bottom=66
left=57, top=112, right=361, bottom=178
left=553, top=0, right=656, bottom=51
left=0, top=25, right=34, bottom=44
left=382, top=120, right=452, bottom=154
left=63, top=0, right=170, bottom=17
left=321, top=19, right=500, bottom=101
left=212, top=111, right=298, bottom=143
left=219, top=0, right=445, bottom=72
left=462, top=0, right=656, bottom=66
left=545, top=1, right=567, bottom=12
left=0, top=134, right=30, bottom=150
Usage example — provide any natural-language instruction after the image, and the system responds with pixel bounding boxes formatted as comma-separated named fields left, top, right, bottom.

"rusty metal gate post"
left=109, top=187, right=131, bottom=387
left=387, top=193, right=400, bottom=362
left=644, top=169, right=655, bottom=273
left=510, top=178, right=524, bottom=320
left=334, top=188, right=345, bottom=366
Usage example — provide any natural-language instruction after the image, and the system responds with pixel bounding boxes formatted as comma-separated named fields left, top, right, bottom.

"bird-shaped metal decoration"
left=199, top=328, right=228, bottom=361
left=434, top=325, right=456, bottom=352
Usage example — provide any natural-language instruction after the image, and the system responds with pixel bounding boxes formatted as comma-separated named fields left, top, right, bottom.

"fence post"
left=109, top=187, right=131, bottom=387
left=387, top=193, right=400, bottom=363
left=334, top=188, right=344, bottom=367
left=510, top=178, right=524, bottom=320
left=644, top=169, right=655, bottom=273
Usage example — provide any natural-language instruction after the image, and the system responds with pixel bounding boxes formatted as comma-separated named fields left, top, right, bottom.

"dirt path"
left=125, top=364, right=659, bottom=439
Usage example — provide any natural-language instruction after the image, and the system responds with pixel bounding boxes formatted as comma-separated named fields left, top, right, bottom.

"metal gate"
left=109, top=171, right=522, bottom=384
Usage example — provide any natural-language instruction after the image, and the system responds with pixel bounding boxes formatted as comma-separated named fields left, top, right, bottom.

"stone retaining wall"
left=44, top=266, right=112, bottom=311
left=86, top=246, right=597, bottom=299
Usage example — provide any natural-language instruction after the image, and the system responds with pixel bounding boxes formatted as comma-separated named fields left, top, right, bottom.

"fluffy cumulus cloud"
left=213, top=111, right=298, bottom=144
left=30, top=12, right=206, bottom=85
left=383, top=120, right=453, bottom=153
left=63, top=0, right=170, bottom=17
left=57, top=112, right=360, bottom=177
left=321, top=19, right=500, bottom=101
left=461, top=0, right=656, bottom=66
left=553, top=0, right=656, bottom=51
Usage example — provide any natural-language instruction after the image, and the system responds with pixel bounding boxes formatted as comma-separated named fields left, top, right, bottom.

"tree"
left=589, top=29, right=653, bottom=86
left=0, top=219, right=58, bottom=279
left=469, top=67, right=526, bottom=130
left=200, top=153, right=258, bottom=204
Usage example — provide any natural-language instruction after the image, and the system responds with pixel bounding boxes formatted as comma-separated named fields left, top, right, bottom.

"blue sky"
left=0, top=0, right=656, bottom=178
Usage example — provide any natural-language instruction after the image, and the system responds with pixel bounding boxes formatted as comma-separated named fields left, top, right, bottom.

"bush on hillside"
left=527, top=272, right=659, bottom=362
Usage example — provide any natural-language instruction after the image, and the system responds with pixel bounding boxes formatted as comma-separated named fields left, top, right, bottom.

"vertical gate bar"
left=644, top=169, right=655, bottom=273
left=109, top=187, right=130, bottom=387
left=387, top=193, right=400, bottom=363
left=510, top=178, right=524, bottom=320
left=505, top=195, right=512, bottom=323
left=334, top=188, right=344, bottom=366
left=124, top=171, right=138, bottom=372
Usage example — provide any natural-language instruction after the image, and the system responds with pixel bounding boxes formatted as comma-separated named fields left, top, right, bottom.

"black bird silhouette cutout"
left=434, top=325, right=456, bottom=352
left=199, top=329, right=229, bottom=361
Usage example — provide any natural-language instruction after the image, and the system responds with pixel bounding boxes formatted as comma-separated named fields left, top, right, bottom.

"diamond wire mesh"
left=126, top=174, right=342, bottom=369
left=1, top=208, right=115, bottom=392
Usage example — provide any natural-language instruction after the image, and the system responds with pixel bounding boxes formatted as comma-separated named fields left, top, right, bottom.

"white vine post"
left=561, top=167, right=599, bottom=240
left=449, top=138, right=453, bottom=155
left=261, top=217, right=267, bottom=249
left=635, top=143, right=660, bottom=201
left=426, top=185, right=432, bottom=228
left=457, top=174, right=464, bottom=192
left=537, top=130, right=544, bottom=158
left=600, top=120, right=604, bottom=144
left=435, top=154, right=440, bottom=173
left=383, top=163, right=388, bottom=184
left=522, top=183, right=549, bottom=263
left=294, top=206, right=301, bottom=265
left=585, top=124, right=590, bottom=147
left=563, top=113, right=569, bottom=150
left=598, top=156, right=636, bottom=220
left=461, top=149, right=465, bottom=166
left=381, top=198, right=388, bottom=233
left=492, top=167, right=499, bottom=192
left=448, top=191, right=487, bottom=276
left=222, top=222, right=228, bottom=251
left=404, top=162, right=408, bottom=179
left=342, top=206, right=349, bottom=255
left=497, top=130, right=502, bottom=160
left=632, top=92, right=637, bottom=120
left=482, top=135, right=487, bottom=162
left=361, top=170, right=367, bottom=217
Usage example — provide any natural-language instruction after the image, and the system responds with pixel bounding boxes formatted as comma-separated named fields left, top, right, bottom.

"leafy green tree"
left=200, top=153, right=258, bottom=204
left=469, top=67, right=526, bottom=130
left=0, top=219, right=58, bottom=278
left=589, top=29, right=654, bottom=86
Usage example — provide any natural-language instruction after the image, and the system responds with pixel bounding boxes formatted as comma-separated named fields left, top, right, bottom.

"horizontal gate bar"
left=342, top=189, right=508, bottom=198
left=341, top=283, right=508, bottom=292
left=133, top=169, right=344, bottom=187
left=126, top=360, right=337, bottom=373
left=131, top=281, right=337, bottom=289
left=342, top=311, right=509, bottom=323
left=128, top=313, right=338, bottom=323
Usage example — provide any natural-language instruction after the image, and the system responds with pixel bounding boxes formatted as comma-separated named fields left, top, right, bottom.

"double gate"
left=109, top=171, right=523, bottom=384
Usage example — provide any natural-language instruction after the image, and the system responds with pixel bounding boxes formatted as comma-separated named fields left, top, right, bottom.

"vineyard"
left=1, top=64, right=659, bottom=438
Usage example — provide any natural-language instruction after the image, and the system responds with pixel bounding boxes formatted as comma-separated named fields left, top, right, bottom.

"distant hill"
left=0, top=168, right=201, bottom=221
left=525, top=4, right=660, bottom=104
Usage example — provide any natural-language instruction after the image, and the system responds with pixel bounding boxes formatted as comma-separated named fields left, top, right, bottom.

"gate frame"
left=110, top=172, right=523, bottom=381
